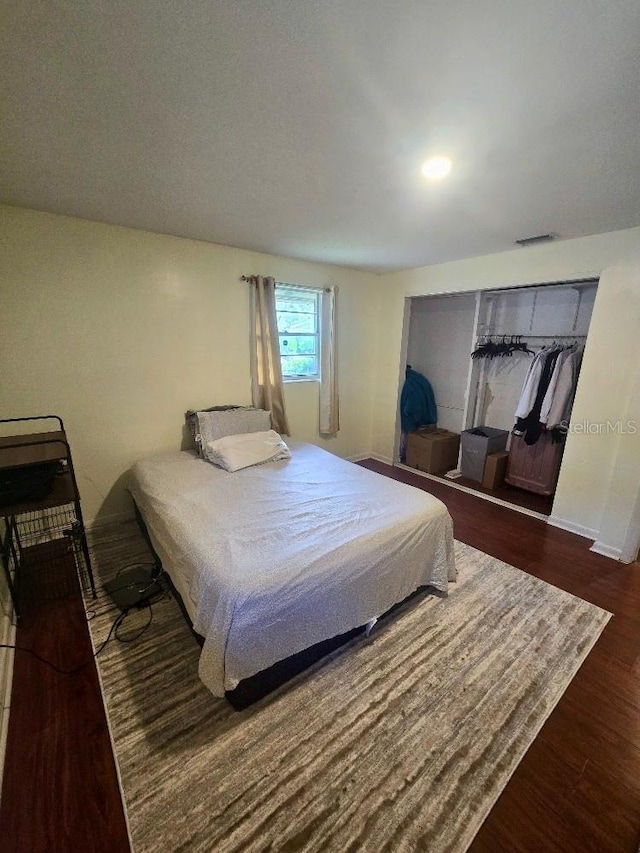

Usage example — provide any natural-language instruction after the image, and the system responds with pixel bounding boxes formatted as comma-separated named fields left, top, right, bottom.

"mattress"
left=129, top=441, right=456, bottom=697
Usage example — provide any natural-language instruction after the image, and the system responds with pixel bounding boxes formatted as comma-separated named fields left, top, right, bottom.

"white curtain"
left=319, top=286, right=339, bottom=436
left=249, top=275, right=291, bottom=436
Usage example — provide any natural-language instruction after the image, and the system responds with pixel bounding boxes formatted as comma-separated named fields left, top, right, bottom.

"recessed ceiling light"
left=421, top=156, right=452, bottom=180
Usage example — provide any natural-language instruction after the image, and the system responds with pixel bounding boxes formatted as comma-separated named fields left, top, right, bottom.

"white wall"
left=373, top=227, right=640, bottom=554
left=0, top=206, right=379, bottom=522
left=407, top=294, right=477, bottom=434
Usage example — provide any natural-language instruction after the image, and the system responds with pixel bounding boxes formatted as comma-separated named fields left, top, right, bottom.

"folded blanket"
left=204, top=430, right=291, bottom=472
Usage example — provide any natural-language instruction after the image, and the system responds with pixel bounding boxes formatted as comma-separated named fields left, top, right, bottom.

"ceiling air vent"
left=515, top=233, right=555, bottom=247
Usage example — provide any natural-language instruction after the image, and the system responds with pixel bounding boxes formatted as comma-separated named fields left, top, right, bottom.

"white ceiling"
left=2, top=1, right=640, bottom=273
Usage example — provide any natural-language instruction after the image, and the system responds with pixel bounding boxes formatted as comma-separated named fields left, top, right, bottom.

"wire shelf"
left=3, top=503, right=91, bottom=609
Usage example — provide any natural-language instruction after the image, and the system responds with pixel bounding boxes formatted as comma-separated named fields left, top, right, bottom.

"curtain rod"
left=240, top=276, right=331, bottom=293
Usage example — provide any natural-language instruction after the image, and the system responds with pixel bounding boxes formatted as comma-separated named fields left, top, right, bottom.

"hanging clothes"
left=539, top=348, right=573, bottom=425
left=400, top=366, right=437, bottom=433
left=544, top=347, right=583, bottom=428
left=514, top=350, right=547, bottom=420
left=515, top=349, right=562, bottom=444
left=512, top=345, right=584, bottom=445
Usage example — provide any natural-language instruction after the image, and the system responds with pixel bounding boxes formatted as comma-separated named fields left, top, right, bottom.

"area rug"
left=87, top=520, right=610, bottom=853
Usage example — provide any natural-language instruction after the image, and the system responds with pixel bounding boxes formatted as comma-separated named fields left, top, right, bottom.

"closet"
left=405, top=292, right=477, bottom=434
left=400, top=280, right=598, bottom=516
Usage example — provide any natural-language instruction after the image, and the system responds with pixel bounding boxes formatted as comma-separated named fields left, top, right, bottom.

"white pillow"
left=203, top=430, right=291, bottom=472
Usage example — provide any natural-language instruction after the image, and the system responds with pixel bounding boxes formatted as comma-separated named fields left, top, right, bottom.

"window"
left=275, top=284, right=321, bottom=380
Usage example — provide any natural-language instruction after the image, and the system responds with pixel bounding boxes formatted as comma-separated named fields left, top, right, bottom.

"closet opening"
left=396, top=278, right=599, bottom=518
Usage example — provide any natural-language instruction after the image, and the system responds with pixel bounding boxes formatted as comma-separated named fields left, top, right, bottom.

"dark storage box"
left=482, top=450, right=509, bottom=490
left=460, top=427, right=509, bottom=482
left=406, top=428, right=460, bottom=475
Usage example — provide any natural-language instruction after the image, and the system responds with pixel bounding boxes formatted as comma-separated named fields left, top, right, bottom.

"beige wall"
left=580, top=282, right=640, bottom=557
left=372, top=227, right=640, bottom=556
left=2, top=203, right=639, bottom=557
left=0, top=205, right=379, bottom=522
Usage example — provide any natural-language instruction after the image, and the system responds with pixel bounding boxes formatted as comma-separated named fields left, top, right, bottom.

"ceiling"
left=2, top=1, right=640, bottom=273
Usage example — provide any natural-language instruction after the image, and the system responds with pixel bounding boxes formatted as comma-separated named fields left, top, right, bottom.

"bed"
left=128, top=434, right=456, bottom=700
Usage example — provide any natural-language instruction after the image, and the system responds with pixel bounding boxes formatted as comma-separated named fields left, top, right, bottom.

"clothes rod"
left=483, top=279, right=598, bottom=297
left=479, top=334, right=586, bottom=339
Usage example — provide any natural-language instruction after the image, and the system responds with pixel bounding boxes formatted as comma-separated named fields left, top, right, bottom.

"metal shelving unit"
left=0, top=415, right=96, bottom=617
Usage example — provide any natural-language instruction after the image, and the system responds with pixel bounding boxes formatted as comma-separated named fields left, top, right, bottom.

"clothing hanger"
left=472, top=334, right=536, bottom=359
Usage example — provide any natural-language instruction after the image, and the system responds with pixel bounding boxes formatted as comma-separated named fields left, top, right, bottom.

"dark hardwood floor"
left=2, top=460, right=639, bottom=852
left=425, top=468, right=556, bottom=515
left=0, top=550, right=130, bottom=852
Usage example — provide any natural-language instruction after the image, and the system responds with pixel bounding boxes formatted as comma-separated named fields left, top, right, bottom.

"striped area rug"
left=88, top=520, right=610, bottom=853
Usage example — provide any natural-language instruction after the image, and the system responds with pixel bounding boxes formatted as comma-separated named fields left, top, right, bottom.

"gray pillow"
left=191, top=408, right=272, bottom=456
left=185, top=405, right=242, bottom=451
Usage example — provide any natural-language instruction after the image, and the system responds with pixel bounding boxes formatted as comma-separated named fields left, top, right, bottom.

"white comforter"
left=129, top=442, right=456, bottom=697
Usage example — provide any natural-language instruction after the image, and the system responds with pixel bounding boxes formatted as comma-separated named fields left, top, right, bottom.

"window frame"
left=275, top=283, right=322, bottom=382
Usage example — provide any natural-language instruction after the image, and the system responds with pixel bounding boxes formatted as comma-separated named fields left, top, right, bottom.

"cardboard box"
left=460, top=427, right=509, bottom=482
left=406, top=428, right=460, bottom=475
left=482, top=450, right=509, bottom=490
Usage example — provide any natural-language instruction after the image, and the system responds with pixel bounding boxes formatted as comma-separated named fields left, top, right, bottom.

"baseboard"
left=589, top=541, right=623, bottom=561
left=547, top=515, right=598, bottom=541
left=0, top=603, right=16, bottom=803
left=348, top=453, right=393, bottom=465
left=371, top=453, right=393, bottom=465
left=348, top=452, right=393, bottom=465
